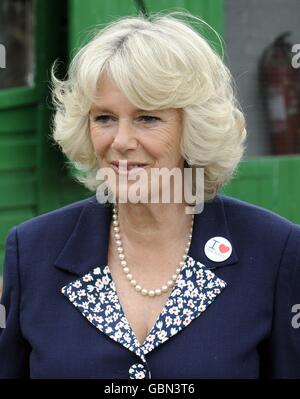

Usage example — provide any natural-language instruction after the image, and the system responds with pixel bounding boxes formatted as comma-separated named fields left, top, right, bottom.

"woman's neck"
left=113, top=202, right=192, bottom=249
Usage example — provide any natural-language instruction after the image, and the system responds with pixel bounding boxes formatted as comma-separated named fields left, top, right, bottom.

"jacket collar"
left=54, top=194, right=239, bottom=276
left=61, top=254, right=227, bottom=366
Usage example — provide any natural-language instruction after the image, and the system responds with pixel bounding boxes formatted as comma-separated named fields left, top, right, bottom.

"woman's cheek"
left=91, top=129, right=112, bottom=156
left=96, top=140, right=111, bottom=158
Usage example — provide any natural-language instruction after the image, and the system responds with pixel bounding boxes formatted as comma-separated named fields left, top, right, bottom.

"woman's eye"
left=94, top=115, right=160, bottom=124
left=138, top=116, right=160, bottom=123
left=94, top=115, right=113, bottom=123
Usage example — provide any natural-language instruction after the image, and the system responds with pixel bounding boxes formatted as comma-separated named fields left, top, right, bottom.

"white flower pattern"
left=61, top=255, right=227, bottom=375
left=128, top=363, right=147, bottom=379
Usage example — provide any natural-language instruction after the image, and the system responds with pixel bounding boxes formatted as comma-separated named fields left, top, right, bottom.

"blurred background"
left=1, top=0, right=300, bottom=291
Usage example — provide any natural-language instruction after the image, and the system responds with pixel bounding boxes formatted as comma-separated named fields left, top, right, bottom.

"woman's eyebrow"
left=90, top=106, right=158, bottom=113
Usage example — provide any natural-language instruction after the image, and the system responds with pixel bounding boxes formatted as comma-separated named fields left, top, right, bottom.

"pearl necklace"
left=111, top=204, right=195, bottom=297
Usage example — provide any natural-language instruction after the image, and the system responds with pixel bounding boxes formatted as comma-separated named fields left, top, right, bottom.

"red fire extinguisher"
left=260, top=32, right=300, bottom=155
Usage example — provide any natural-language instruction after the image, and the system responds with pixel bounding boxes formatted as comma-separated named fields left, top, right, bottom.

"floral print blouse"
left=61, top=255, right=227, bottom=379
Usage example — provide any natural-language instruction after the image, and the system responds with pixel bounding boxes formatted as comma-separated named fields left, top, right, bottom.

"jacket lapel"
left=60, top=254, right=226, bottom=362
left=132, top=255, right=227, bottom=355
left=54, top=197, right=111, bottom=276
left=60, top=263, right=147, bottom=362
left=55, top=194, right=238, bottom=361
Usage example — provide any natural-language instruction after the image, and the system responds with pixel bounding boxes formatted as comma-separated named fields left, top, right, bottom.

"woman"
left=0, top=11, right=299, bottom=379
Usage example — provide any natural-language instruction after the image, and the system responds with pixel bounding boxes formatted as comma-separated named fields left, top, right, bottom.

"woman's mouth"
left=110, top=161, right=149, bottom=175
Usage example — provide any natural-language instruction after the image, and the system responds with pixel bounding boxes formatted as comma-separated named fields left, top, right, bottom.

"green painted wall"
left=0, top=0, right=88, bottom=275
left=221, top=156, right=300, bottom=224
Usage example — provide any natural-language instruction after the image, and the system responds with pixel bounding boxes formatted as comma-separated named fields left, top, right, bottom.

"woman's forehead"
left=91, top=70, right=181, bottom=117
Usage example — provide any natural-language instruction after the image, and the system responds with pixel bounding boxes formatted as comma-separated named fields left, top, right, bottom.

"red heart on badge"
left=219, top=244, right=230, bottom=253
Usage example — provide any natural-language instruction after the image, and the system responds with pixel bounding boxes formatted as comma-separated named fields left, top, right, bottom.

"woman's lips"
left=110, top=163, right=149, bottom=175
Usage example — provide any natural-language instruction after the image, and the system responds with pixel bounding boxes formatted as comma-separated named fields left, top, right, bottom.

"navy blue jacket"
left=0, top=194, right=300, bottom=379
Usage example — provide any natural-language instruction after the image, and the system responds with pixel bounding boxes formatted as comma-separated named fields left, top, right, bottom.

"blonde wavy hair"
left=50, top=10, right=247, bottom=201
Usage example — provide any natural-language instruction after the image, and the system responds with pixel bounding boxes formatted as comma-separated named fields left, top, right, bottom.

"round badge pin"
left=204, top=236, right=232, bottom=262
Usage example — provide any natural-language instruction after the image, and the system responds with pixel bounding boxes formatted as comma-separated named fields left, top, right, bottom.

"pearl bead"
left=161, top=285, right=168, bottom=292
left=130, top=280, right=137, bottom=286
left=141, top=289, right=148, bottom=296
left=155, top=289, right=162, bottom=296
left=172, top=274, right=178, bottom=281
left=113, top=227, right=120, bottom=233
left=112, top=214, right=117, bottom=220
left=179, top=261, right=185, bottom=267
left=116, top=240, right=122, bottom=246
left=117, top=247, right=123, bottom=253
left=123, top=267, right=130, bottom=274
left=135, top=285, right=142, bottom=292
left=176, top=268, right=181, bottom=274
left=167, top=280, right=174, bottom=287
left=148, top=290, right=155, bottom=297
left=115, top=233, right=120, bottom=240
left=113, top=220, right=119, bottom=227
left=121, top=260, right=127, bottom=267
left=118, top=254, right=125, bottom=260
left=126, top=274, right=133, bottom=280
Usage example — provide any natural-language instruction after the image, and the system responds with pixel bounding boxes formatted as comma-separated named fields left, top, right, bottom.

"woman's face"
left=89, top=73, right=184, bottom=201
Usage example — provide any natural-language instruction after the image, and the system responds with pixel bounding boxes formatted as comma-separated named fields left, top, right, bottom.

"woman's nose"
left=111, top=120, right=138, bottom=151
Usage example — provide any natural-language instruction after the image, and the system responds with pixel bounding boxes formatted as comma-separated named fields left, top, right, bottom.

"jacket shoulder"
left=218, top=195, right=300, bottom=274
left=13, top=195, right=98, bottom=237
left=218, top=194, right=297, bottom=232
